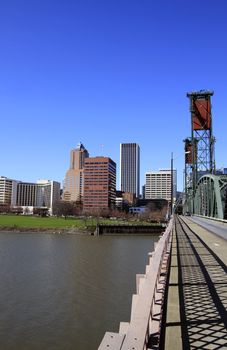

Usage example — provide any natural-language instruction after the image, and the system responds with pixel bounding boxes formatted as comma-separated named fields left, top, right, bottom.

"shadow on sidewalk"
left=175, top=217, right=227, bottom=349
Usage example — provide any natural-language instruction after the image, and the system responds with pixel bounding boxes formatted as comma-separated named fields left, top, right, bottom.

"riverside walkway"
left=98, top=215, right=227, bottom=349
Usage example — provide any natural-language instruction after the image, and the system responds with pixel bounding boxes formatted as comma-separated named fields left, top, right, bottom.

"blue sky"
left=1, top=0, right=227, bottom=191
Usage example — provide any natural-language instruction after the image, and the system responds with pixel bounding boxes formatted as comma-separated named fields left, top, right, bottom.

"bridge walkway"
left=164, top=216, right=227, bottom=349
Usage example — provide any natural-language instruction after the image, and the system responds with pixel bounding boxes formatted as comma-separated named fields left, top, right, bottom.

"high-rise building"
left=16, top=180, right=60, bottom=214
left=145, top=169, right=177, bottom=201
left=16, top=182, right=37, bottom=207
left=64, top=142, right=89, bottom=202
left=120, top=143, right=140, bottom=198
left=0, top=176, right=60, bottom=214
left=83, top=157, right=116, bottom=212
left=0, top=176, right=18, bottom=205
left=36, top=180, right=61, bottom=213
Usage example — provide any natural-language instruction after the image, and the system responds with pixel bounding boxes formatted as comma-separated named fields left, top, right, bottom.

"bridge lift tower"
left=184, top=90, right=215, bottom=213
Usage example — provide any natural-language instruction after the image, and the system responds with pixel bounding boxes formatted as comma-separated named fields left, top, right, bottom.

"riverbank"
left=0, top=215, right=99, bottom=234
left=0, top=226, right=91, bottom=235
left=0, top=214, right=164, bottom=235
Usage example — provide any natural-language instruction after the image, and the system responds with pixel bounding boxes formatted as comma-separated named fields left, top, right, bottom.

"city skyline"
left=1, top=1, right=227, bottom=190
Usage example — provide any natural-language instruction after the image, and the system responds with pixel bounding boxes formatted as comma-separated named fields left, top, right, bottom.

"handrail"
left=98, top=219, right=173, bottom=350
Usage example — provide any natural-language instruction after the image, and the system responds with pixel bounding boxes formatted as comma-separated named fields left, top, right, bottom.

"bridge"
left=98, top=90, right=227, bottom=349
left=183, top=90, right=227, bottom=221
left=193, top=174, right=227, bottom=220
left=98, top=215, right=227, bottom=349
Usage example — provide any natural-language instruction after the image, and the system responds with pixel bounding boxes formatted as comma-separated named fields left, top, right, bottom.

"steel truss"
left=194, top=174, right=227, bottom=219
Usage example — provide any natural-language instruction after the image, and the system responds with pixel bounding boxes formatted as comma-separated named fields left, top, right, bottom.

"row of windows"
left=84, top=201, right=108, bottom=208
left=146, top=176, right=171, bottom=178
left=145, top=191, right=171, bottom=194
left=84, top=193, right=115, bottom=197
left=84, top=190, right=108, bottom=192
left=84, top=184, right=110, bottom=187
left=84, top=197, right=109, bottom=200
left=84, top=204, right=108, bottom=207
left=146, top=187, right=171, bottom=190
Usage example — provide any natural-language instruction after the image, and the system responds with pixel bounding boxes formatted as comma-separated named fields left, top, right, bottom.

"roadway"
left=189, top=215, right=227, bottom=241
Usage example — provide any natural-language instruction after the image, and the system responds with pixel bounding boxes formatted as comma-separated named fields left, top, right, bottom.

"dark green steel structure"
left=184, top=90, right=227, bottom=219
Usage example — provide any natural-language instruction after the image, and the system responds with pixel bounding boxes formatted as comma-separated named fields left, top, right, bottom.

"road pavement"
left=189, top=215, right=227, bottom=240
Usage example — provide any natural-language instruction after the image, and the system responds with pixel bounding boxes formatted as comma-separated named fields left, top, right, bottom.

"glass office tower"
left=120, top=143, right=140, bottom=198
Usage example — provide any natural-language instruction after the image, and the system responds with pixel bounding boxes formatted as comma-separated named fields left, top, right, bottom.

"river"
left=0, top=232, right=158, bottom=350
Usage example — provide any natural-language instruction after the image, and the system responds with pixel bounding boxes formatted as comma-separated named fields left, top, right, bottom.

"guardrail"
left=193, top=214, right=227, bottom=224
left=98, top=219, right=173, bottom=350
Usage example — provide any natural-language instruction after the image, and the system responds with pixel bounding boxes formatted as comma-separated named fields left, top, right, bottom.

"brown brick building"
left=83, top=157, right=116, bottom=212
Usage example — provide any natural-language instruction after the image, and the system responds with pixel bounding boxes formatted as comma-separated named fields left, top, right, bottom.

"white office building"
left=17, top=179, right=60, bottom=214
left=145, top=169, right=177, bottom=201
left=0, top=176, right=18, bottom=205
left=0, top=176, right=60, bottom=214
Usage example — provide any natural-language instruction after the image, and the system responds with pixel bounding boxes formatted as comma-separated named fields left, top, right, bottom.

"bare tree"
left=10, top=206, right=23, bottom=215
left=52, top=201, right=73, bottom=219
left=0, top=204, right=11, bottom=214
left=33, top=207, right=49, bottom=217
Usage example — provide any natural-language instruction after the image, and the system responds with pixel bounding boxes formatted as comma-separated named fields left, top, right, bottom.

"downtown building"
left=145, top=169, right=177, bottom=201
left=120, top=143, right=140, bottom=198
left=16, top=180, right=60, bottom=214
left=0, top=176, right=18, bottom=206
left=0, top=176, right=60, bottom=214
left=83, top=157, right=116, bottom=212
left=64, top=142, right=89, bottom=202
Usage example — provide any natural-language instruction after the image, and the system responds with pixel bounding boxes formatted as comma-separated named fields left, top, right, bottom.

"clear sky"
left=1, top=0, right=227, bottom=191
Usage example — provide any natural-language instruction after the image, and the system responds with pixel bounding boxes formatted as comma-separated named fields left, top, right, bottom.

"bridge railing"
left=194, top=214, right=227, bottom=223
left=98, top=219, right=173, bottom=350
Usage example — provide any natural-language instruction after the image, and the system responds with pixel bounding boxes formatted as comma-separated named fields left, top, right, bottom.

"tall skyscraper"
left=64, top=142, right=89, bottom=202
left=83, top=157, right=116, bottom=211
left=120, top=143, right=140, bottom=198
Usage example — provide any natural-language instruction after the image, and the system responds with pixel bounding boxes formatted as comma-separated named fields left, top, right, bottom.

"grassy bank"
left=0, top=215, right=107, bottom=231
left=0, top=214, right=162, bottom=233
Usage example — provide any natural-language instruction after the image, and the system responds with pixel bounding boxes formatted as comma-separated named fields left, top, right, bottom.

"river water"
left=0, top=232, right=158, bottom=350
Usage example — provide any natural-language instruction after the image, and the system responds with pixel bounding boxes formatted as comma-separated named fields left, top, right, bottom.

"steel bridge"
left=98, top=90, right=227, bottom=349
left=98, top=215, right=227, bottom=350
left=189, top=174, right=227, bottom=220
left=183, top=90, right=227, bottom=220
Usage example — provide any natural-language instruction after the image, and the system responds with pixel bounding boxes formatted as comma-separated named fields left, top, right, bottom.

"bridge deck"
left=164, top=216, right=227, bottom=349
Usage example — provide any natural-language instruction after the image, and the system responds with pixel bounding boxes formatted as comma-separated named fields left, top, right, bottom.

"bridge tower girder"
left=185, top=90, right=215, bottom=213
